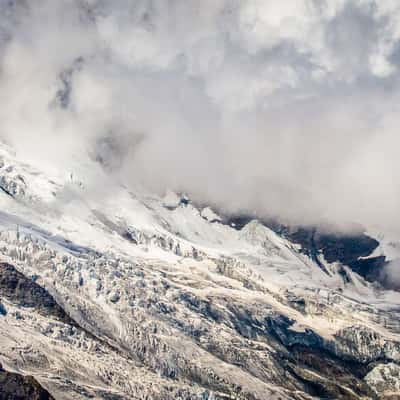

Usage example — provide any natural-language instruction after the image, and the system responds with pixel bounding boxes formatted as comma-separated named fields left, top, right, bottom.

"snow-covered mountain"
left=0, top=141, right=399, bottom=399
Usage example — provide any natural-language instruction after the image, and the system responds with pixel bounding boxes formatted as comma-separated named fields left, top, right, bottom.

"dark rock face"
left=226, top=215, right=387, bottom=284
left=263, top=314, right=387, bottom=399
left=284, top=346, right=377, bottom=400
left=0, top=364, right=54, bottom=400
left=281, top=226, right=385, bottom=281
left=0, top=262, right=75, bottom=325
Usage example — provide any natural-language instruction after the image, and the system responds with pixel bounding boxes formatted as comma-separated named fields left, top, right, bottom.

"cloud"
left=381, top=259, right=400, bottom=289
left=1, top=0, right=400, bottom=233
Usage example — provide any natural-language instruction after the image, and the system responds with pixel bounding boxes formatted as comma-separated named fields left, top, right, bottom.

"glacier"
left=0, top=142, right=399, bottom=399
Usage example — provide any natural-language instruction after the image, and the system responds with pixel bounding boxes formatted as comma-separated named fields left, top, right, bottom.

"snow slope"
left=0, top=141, right=399, bottom=399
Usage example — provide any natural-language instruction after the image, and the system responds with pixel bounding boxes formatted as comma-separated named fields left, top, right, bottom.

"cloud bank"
left=1, top=0, right=400, bottom=233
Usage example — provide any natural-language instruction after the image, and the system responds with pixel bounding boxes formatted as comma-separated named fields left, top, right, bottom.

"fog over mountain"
left=1, top=0, right=400, bottom=232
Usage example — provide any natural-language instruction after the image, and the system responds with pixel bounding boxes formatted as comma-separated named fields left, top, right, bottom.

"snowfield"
left=0, top=141, right=399, bottom=399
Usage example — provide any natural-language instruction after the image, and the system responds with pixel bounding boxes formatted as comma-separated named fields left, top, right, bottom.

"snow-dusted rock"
left=200, top=207, right=222, bottom=223
left=365, top=363, right=400, bottom=395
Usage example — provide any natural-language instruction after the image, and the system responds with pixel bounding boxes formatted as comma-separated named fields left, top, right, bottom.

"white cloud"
left=1, top=0, right=400, bottom=235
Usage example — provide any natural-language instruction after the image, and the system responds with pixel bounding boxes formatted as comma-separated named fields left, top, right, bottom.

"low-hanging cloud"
left=381, top=259, right=400, bottom=289
left=1, top=0, right=400, bottom=234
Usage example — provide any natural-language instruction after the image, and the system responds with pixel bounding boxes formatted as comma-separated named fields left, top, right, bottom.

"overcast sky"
left=1, top=0, right=400, bottom=232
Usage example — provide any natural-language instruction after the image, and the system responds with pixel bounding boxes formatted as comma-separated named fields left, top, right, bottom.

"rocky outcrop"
left=227, top=214, right=388, bottom=284
left=0, top=262, right=75, bottom=325
left=365, top=363, right=400, bottom=397
left=0, top=364, right=54, bottom=400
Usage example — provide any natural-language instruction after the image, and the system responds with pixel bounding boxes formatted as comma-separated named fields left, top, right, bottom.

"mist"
left=1, top=0, right=400, bottom=234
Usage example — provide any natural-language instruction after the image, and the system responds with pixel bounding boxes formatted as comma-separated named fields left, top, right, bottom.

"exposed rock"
left=0, top=364, right=54, bottom=400
left=365, top=363, right=400, bottom=396
left=0, top=262, right=75, bottom=325
left=201, top=207, right=222, bottom=223
left=227, top=215, right=387, bottom=284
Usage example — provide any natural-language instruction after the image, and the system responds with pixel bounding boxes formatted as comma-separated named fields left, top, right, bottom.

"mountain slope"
left=0, top=142, right=399, bottom=399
